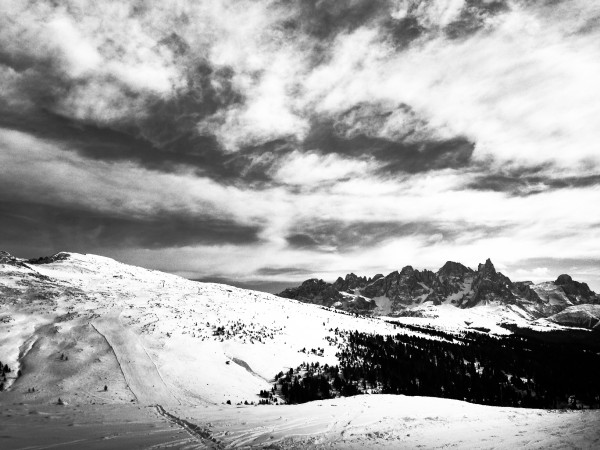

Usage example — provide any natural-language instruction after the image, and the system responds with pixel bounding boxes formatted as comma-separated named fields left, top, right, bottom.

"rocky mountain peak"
left=0, top=251, right=17, bottom=264
left=477, top=258, right=497, bottom=276
left=332, top=272, right=368, bottom=292
left=399, top=265, right=415, bottom=276
left=554, top=274, right=597, bottom=304
left=384, top=270, right=400, bottom=281
left=437, top=261, right=472, bottom=278
left=461, top=259, right=516, bottom=307
left=555, top=274, right=573, bottom=285
left=278, top=277, right=375, bottom=314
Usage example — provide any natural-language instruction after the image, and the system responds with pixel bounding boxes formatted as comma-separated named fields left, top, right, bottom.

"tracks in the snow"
left=154, top=404, right=224, bottom=449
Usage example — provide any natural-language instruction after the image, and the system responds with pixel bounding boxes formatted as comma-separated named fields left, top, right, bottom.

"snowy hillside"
left=2, top=251, right=600, bottom=449
left=0, top=251, right=407, bottom=405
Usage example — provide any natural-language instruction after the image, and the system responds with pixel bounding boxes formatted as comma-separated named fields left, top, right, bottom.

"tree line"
left=271, top=325, right=600, bottom=409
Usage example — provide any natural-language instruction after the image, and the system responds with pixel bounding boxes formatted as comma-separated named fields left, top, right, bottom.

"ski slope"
left=91, top=314, right=177, bottom=405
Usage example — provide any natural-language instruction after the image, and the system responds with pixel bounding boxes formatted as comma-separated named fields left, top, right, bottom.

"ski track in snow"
left=154, top=404, right=221, bottom=449
left=92, top=314, right=177, bottom=405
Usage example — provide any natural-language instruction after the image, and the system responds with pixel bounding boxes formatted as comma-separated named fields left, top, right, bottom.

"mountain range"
left=278, top=259, right=600, bottom=328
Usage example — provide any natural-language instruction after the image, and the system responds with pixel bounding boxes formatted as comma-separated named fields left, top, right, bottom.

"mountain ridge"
left=278, top=258, right=600, bottom=320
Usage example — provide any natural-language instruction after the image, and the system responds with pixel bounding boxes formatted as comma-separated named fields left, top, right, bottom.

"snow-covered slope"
left=1, top=252, right=407, bottom=405
left=2, top=251, right=600, bottom=449
left=4, top=394, right=599, bottom=449
left=173, top=394, right=600, bottom=449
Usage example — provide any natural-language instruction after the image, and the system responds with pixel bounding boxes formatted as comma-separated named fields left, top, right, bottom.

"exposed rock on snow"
left=554, top=274, right=599, bottom=304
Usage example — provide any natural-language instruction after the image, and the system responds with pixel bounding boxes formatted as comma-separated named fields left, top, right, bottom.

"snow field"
left=2, top=252, right=600, bottom=449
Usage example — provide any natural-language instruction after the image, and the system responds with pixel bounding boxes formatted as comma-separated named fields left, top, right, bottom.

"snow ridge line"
left=154, top=404, right=223, bottom=449
left=89, top=321, right=139, bottom=403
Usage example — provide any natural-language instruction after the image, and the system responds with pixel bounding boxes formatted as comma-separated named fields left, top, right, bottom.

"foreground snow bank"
left=174, top=395, right=600, bottom=449
left=3, top=396, right=598, bottom=449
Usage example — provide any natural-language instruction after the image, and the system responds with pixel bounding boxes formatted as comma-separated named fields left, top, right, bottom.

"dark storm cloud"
left=0, top=107, right=222, bottom=176
left=287, top=234, right=321, bottom=248
left=276, top=0, right=391, bottom=40
left=0, top=0, right=490, bottom=185
left=382, top=16, right=426, bottom=48
left=0, top=45, right=265, bottom=180
left=255, top=267, right=313, bottom=276
left=0, top=23, right=298, bottom=186
left=466, top=167, right=600, bottom=196
left=276, top=0, right=509, bottom=50
left=0, top=104, right=292, bottom=184
left=0, top=201, right=261, bottom=257
left=0, top=11, right=267, bottom=181
left=303, top=119, right=475, bottom=174
left=445, top=0, right=510, bottom=39
left=286, top=220, right=510, bottom=251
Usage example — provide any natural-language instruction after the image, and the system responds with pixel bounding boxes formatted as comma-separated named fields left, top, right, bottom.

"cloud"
left=302, top=119, right=475, bottom=174
left=285, top=219, right=512, bottom=251
left=255, top=266, right=313, bottom=276
left=2, top=0, right=600, bottom=292
left=0, top=200, right=260, bottom=258
left=270, top=150, right=376, bottom=186
left=0, top=128, right=277, bottom=225
left=466, top=170, right=600, bottom=196
left=302, top=3, right=600, bottom=170
left=2, top=0, right=600, bottom=173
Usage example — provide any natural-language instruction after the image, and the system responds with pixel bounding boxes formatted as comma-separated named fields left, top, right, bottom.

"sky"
left=1, top=0, right=600, bottom=292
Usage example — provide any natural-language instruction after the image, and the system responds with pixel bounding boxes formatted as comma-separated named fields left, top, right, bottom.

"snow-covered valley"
left=1, top=252, right=600, bottom=449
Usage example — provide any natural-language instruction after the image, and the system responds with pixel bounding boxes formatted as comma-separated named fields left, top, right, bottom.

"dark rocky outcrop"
left=0, top=251, right=30, bottom=269
left=27, top=252, right=71, bottom=265
left=332, top=273, right=368, bottom=292
left=278, top=279, right=342, bottom=306
left=278, top=278, right=376, bottom=314
left=554, top=274, right=599, bottom=304
left=460, top=259, right=515, bottom=307
left=437, top=261, right=472, bottom=279
left=0, top=251, right=18, bottom=265
left=513, top=281, right=542, bottom=303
